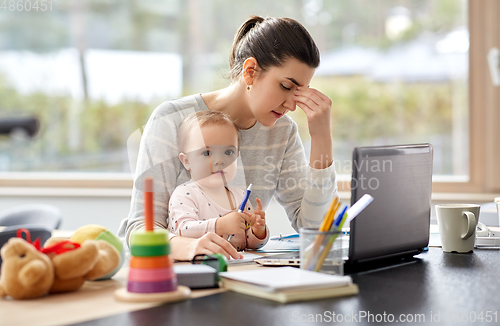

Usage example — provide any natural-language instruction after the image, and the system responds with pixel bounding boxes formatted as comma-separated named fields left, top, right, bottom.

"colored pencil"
left=313, top=206, right=348, bottom=271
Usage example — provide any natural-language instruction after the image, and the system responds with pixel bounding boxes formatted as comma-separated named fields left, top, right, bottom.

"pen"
left=343, top=194, right=374, bottom=225
left=331, top=205, right=348, bottom=232
left=228, top=184, right=252, bottom=242
left=238, top=184, right=252, bottom=213
left=270, top=233, right=300, bottom=241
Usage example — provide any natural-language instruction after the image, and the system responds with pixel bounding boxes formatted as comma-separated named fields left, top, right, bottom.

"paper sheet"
left=257, top=239, right=300, bottom=252
left=227, top=252, right=263, bottom=265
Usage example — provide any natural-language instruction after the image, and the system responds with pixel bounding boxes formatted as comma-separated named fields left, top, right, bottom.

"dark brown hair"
left=177, top=111, right=240, bottom=153
left=229, top=16, right=320, bottom=79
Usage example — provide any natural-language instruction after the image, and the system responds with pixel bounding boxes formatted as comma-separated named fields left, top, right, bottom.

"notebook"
left=227, top=252, right=264, bottom=265
left=220, top=267, right=358, bottom=303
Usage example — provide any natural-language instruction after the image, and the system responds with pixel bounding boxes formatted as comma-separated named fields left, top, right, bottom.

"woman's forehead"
left=265, top=58, right=315, bottom=85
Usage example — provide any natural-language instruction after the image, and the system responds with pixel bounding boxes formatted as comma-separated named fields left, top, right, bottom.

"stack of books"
left=220, top=267, right=358, bottom=303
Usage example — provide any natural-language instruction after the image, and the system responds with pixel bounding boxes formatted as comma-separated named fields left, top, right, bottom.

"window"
left=288, top=0, right=469, bottom=182
left=0, top=0, right=498, bottom=194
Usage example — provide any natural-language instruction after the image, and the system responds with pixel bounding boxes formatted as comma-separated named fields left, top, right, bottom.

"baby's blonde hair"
left=177, top=111, right=240, bottom=153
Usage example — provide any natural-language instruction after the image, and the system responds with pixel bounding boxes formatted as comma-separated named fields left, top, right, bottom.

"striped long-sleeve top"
left=118, top=94, right=338, bottom=246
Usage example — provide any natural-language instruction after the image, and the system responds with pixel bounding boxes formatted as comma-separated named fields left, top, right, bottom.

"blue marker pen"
left=238, top=184, right=252, bottom=213
left=228, top=184, right=252, bottom=242
left=331, top=206, right=348, bottom=232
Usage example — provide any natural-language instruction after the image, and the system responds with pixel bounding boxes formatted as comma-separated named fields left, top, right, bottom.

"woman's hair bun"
left=229, top=16, right=320, bottom=80
left=229, top=16, right=264, bottom=68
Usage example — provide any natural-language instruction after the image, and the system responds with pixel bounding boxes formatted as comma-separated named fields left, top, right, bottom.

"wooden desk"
left=2, top=234, right=500, bottom=325
left=0, top=267, right=152, bottom=326
left=0, top=257, right=264, bottom=326
left=0, top=227, right=266, bottom=326
left=68, top=248, right=500, bottom=326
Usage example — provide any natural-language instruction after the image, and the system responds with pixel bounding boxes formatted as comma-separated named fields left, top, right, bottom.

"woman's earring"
left=247, top=85, right=251, bottom=91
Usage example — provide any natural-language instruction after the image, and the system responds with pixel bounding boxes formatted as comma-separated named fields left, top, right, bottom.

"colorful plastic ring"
left=130, top=243, right=170, bottom=257
left=127, top=279, right=178, bottom=293
left=129, top=256, right=172, bottom=269
left=130, top=230, right=169, bottom=246
left=128, top=267, right=175, bottom=282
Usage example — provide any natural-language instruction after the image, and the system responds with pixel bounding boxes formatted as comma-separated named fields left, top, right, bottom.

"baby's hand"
left=251, top=198, right=266, bottom=239
left=215, top=211, right=251, bottom=238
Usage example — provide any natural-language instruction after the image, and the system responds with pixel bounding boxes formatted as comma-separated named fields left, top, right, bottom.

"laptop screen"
left=349, top=144, right=433, bottom=263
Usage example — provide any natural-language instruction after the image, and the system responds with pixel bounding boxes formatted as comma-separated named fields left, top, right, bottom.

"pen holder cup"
left=300, top=228, right=344, bottom=275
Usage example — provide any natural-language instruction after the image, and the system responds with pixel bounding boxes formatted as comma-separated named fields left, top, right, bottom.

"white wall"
left=0, top=194, right=297, bottom=236
left=0, top=195, right=131, bottom=233
left=1, top=193, right=498, bottom=235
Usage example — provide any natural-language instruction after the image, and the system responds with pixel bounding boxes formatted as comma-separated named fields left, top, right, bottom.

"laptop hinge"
left=348, top=248, right=423, bottom=265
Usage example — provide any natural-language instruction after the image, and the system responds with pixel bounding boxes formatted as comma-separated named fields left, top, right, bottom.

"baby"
left=168, top=111, right=269, bottom=251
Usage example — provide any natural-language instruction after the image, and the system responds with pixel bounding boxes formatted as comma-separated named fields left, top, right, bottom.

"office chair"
left=0, top=117, right=57, bottom=268
left=0, top=226, right=52, bottom=268
left=0, top=117, right=62, bottom=229
left=0, top=116, right=39, bottom=137
left=0, top=204, right=62, bottom=230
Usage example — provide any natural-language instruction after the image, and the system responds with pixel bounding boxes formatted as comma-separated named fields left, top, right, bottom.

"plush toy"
left=0, top=226, right=121, bottom=299
left=43, top=238, right=120, bottom=293
left=68, top=225, right=125, bottom=280
left=0, top=237, right=54, bottom=299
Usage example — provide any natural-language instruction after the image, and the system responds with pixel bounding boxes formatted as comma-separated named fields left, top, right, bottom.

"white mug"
left=436, top=204, right=480, bottom=253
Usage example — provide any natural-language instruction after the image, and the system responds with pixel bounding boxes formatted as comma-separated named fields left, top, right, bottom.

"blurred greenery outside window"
left=0, top=0, right=467, bottom=181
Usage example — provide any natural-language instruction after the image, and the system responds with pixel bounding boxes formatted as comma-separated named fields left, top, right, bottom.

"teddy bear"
left=0, top=227, right=121, bottom=299
left=0, top=237, right=54, bottom=299
left=43, top=238, right=120, bottom=293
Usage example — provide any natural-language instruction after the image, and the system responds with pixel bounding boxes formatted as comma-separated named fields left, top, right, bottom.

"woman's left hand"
left=293, top=87, right=332, bottom=138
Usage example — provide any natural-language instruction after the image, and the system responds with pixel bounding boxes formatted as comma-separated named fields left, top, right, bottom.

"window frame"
left=1, top=1, right=499, bottom=196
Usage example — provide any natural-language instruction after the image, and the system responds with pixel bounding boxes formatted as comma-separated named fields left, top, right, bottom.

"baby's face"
left=181, top=123, right=239, bottom=188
